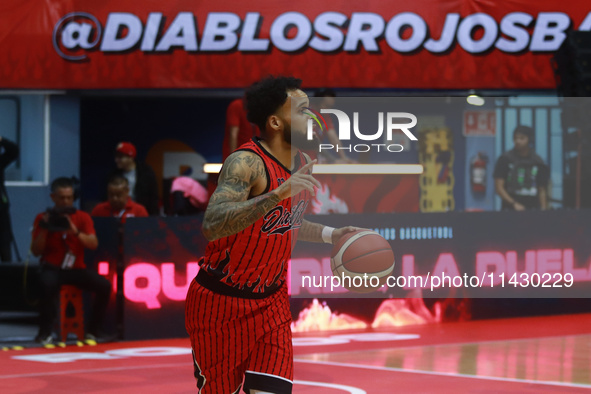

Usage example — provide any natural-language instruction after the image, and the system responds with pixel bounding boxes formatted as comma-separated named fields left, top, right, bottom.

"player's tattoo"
left=297, top=220, right=324, bottom=243
left=203, top=151, right=280, bottom=240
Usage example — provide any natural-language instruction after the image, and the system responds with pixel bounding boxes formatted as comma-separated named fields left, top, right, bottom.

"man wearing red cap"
left=109, top=142, right=159, bottom=215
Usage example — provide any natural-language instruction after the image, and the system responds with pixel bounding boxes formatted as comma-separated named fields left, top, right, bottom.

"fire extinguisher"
left=470, top=152, right=488, bottom=194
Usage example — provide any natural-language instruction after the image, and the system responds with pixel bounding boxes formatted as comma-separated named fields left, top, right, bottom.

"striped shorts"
left=185, top=279, right=293, bottom=393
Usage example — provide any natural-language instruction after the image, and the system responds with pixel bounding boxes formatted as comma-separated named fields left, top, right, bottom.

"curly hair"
left=513, top=125, right=533, bottom=141
left=51, top=177, right=74, bottom=193
left=245, top=76, right=302, bottom=133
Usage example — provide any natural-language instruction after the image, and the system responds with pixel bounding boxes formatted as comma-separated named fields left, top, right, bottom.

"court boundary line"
left=295, top=332, right=591, bottom=358
left=295, top=359, right=591, bottom=389
left=0, top=362, right=189, bottom=380
left=295, top=380, right=365, bottom=394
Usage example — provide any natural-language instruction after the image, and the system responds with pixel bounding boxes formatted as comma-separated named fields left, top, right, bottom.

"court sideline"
left=1, top=313, right=590, bottom=393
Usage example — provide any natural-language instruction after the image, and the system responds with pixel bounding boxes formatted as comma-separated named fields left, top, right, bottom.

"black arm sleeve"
left=146, top=168, right=159, bottom=215
left=537, top=163, right=550, bottom=188
left=137, top=164, right=160, bottom=215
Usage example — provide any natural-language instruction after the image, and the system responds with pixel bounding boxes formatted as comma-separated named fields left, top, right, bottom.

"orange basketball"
left=331, top=230, right=395, bottom=293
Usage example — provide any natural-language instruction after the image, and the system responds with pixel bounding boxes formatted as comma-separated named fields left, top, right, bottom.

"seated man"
left=92, top=175, right=148, bottom=223
left=31, top=177, right=111, bottom=345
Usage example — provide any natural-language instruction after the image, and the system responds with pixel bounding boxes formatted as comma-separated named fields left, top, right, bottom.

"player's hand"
left=273, top=159, right=321, bottom=199
left=332, top=226, right=367, bottom=244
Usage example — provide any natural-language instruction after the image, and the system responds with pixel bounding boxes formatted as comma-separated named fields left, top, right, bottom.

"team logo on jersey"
left=261, top=200, right=308, bottom=235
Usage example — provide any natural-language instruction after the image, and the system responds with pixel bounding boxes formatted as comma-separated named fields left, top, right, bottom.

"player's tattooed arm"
left=202, top=151, right=280, bottom=241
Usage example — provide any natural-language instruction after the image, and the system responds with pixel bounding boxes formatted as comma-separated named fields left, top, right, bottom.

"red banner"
left=0, top=1, right=590, bottom=90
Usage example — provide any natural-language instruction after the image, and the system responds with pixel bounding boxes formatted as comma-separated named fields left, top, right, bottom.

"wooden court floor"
left=1, top=313, right=590, bottom=393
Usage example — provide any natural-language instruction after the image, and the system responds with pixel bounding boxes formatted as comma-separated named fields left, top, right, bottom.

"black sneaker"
left=35, top=334, right=53, bottom=346
left=85, top=331, right=117, bottom=343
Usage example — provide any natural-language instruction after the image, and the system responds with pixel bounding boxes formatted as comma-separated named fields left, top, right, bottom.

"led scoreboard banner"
left=83, top=210, right=591, bottom=340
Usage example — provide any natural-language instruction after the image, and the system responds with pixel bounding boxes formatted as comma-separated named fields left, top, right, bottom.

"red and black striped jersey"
left=197, top=137, right=311, bottom=298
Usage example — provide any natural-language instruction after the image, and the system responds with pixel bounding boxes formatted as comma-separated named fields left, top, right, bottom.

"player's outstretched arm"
left=202, top=151, right=280, bottom=241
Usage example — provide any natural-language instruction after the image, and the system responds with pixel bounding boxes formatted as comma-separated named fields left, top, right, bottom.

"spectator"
left=222, top=97, right=260, bottom=161
left=493, top=125, right=550, bottom=210
left=0, top=136, right=18, bottom=262
left=31, top=177, right=111, bottom=345
left=92, top=175, right=148, bottom=223
left=109, top=141, right=159, bottom=215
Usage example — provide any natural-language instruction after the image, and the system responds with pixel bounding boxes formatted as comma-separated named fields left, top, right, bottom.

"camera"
left=39, top=206, right=77, bottom=232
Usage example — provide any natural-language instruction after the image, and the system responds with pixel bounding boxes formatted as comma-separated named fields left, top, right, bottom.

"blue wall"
left=6, top=96, right=80, bottom=262
left=20, top=96, right=47, bottom=182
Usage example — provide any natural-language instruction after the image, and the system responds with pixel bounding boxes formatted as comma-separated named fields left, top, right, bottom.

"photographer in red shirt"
left=31, top=177, right=111, bottom=345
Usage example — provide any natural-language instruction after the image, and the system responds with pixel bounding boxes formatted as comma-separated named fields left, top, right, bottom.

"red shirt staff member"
left=209, top=98, right=262, bottom=201
left=222, top=97, right=260, bottom=161
left=185, top=76, right=360, bottom=394
left=92, top=175, right=148, bottom=223
left=31, top=177, right=111, bottom=345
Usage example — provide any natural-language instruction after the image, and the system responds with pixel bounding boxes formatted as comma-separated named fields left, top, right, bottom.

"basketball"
left=330, top=230, right=395, bottom=293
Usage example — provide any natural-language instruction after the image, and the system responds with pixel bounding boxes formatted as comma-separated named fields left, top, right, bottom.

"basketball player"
left=185, top=76, right=359, bottom=394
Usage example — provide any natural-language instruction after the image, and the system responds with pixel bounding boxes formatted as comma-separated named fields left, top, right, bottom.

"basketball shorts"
left=185, top=279, right=293, bottom=393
